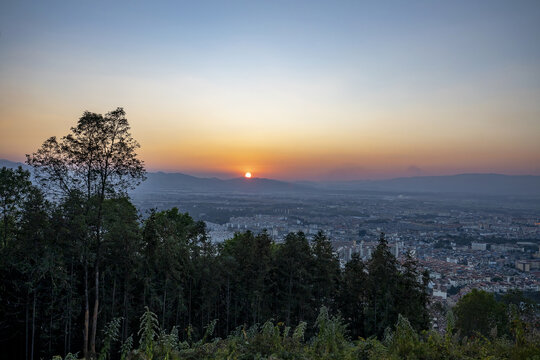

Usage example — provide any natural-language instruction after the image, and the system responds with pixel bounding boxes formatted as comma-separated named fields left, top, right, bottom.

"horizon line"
left=1, top=157, right=537, bottom=183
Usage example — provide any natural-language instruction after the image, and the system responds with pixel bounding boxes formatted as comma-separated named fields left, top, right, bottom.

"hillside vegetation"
left=1, top=109, right=539, bottom=360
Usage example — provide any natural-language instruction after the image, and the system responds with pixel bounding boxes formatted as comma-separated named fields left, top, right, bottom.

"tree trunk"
left=188, top=280, right=192, bottom=325
left=67, top=258, right=74, bottom=354
left=111, top=276, right=116, bottom=319
left=226, top=275, right=230, bottom=335
left=90, top=260, right=99, bottom=355
left=68, top=312, right=71, bottom=354
left=31, top=292, right=36, bottom=360
left=175, top=289, right=181, bottom=327
left=162, top=280, right=167, bottom=329
left=122, top=283, right=128, bottom=341
left=49, top=297, right=53, bottom=354
left=90, top=193, right=104, bottom=356
left=3, top=212, right=8, bottom=247
left=84, top=262, right=89, bottom=360
left=287, top=274, right=293, bottom=325
left=64, top=316, right=68, bottom=357
left=25, top=295, right=29, bottom=360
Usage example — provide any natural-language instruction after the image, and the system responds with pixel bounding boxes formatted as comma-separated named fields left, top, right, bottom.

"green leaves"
left=138, top=307, right=159, bottom=359
left=120, top=335, right=133, bottom=360
left=454, top=289, right=509, bottom=338
left=312, top=307, right=349, bottom=356
left=98, top=317, right=122, bottom=360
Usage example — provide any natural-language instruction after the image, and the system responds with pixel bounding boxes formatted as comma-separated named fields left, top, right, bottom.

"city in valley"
left=131, top=174, right=540, bottom=318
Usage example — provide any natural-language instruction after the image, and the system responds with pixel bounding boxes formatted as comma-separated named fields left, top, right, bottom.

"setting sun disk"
left=244, top=172, right=252, bottom=178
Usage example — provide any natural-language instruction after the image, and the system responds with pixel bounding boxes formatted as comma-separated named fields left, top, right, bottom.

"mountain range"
left=314, top=174, right=540, bottom=196
left=2, top=159, right=539, bottom=196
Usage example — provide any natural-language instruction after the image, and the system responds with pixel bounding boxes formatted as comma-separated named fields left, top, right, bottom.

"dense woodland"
left=1, top=109, right=538, bottom=359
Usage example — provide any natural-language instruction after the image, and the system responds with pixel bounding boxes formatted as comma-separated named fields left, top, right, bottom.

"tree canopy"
left=1, top=107, right=537, bottom=360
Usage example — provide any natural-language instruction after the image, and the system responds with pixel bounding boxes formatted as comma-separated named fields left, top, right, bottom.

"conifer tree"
left=366, top=233, right=400, bottom=337
left=338, top=253, right=367, bottom=339
left=311, top=231, right=340, bottom=312
left=274, top=232, right=313, bottom=325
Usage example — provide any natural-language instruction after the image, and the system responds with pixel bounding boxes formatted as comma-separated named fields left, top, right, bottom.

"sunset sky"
left=1, top=1, right=539, bottom=180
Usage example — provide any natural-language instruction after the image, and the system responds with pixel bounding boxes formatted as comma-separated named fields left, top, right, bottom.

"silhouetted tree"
left=274, top=232, right=313, bottom=325
left=338, top=253, right=367, bottom=339
left=26, top=108, right=145, bottom=359
left=397, top=252, right=430, bottom=332
left=0, top=166, right=33, bottom=247
left=365, top=233, right=400, bottom=337
left=311, top=231, right=340, bottom=312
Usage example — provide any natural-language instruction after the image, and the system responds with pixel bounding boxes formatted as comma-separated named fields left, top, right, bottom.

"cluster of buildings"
left=138, top=189, right=540, bottom=308
left=204, top=198, right=539, bottom=308
left=136, top=189, right=539, bottom=331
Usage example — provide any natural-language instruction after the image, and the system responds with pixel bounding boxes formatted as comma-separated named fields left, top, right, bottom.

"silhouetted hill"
left=2, top=159, right=538, bottom=197
left=135, top=171, right=312, bottom=194
left=137, top=172, right=540, bottom=196
left=0, top=159, right=29, bottom=170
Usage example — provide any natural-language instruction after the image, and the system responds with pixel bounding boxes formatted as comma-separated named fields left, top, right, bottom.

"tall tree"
left=0, top=167, right=38, bottom=359
left=100, top=197, right=141, bottom=342
left=338, top=253, right=367, bottom=339
left=139, top=208, right=208, bottom=336
left=365, top=233, right=400, bottom=337
left=0, top=166, right=33, bottom=247
left=220, top=231, right=273, bottom=328
left=26, top=107, right=145, bottom=359
left=274, top=232, right=313, bottom=325
left=311, top=231, right=340, bottom=312
left=397, top=253, right=430, bottom=332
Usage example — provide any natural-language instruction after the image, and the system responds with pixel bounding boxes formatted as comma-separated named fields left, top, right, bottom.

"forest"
left=1, top=108, right=539, bottom=359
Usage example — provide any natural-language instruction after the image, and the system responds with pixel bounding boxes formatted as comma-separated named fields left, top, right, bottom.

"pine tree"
left=366, top=233, right=400, bottom=338
left=338, top=253, right=367, bottom=339
left=311, top=231, right=340, bottom=312
left=274, top=232, right=313, bottom=326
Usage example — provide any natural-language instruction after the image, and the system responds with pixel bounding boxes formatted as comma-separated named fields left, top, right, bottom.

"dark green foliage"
left=0, top=166, right=33, bottom=246
left=0, top=185, right=438, bottom=360
left=138, top=307, right=159, bottom=359
left=311, top=306, right=349, bottom=357
left=337, top=234, right=432, bottom=341
left=4, top=112, right=538, bottom=359
left=98, top=318, right=121, bottom=360
left=311, top=231, right=341, bottom=312
left=274, top=231, right=314, bottom=325
left=5, top=160, right=537, bottom=360
left=339, top=253, right=367, bottom=339
left=454, top=288, right=508, bottom=338
left=25, top=107, right=147, bottom=359
left=219, top=230, right=273, bottom=330
left=397, top=253, right=430, bottom=332
left=54, top=306, right=540, bottom=360
left=365, top=233, right=401, bottom=337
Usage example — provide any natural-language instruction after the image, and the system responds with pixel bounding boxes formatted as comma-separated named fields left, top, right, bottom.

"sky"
left=1, top=0, right=539, bottom=180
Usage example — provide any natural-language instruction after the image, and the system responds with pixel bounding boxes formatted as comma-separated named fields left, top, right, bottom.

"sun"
left=244, top=172, right=252, bottom=179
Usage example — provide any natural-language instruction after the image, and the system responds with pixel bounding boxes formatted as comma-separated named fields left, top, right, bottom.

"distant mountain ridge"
left=2, top=159, right=539, bottom=196
left=0, top=159, right=29, bottom=170
left=136, top=171, right=309, bottom=194
left=319, top=173, right=540, bottom=196
left=135, top=172, right=540, bottom=196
